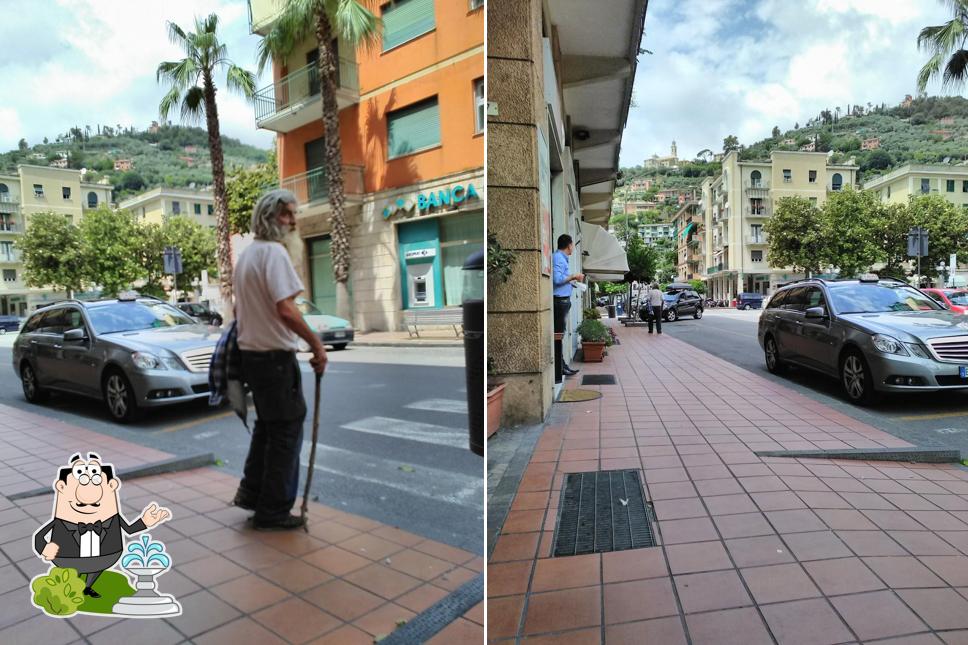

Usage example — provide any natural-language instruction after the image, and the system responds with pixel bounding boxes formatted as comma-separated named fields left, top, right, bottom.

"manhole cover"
left=558, top=389, right=602, bottom=402
left=552, top=469, right=656, bottom=557
left=581, top=374, right=617, bottom=385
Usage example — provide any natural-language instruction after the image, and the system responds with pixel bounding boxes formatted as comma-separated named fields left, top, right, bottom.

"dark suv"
left=176, top=302, right=223, bottom=327
left=662, top=289, right=704, bottom=321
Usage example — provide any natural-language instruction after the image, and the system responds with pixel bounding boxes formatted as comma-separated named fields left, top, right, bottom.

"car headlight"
left=132, top=352, right=184, bottom=370
left=872, top=334, right=909, bottom=356
left=905, top=342, right=931, bottom=359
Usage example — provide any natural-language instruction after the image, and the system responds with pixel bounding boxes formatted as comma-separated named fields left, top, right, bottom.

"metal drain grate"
left=581, top=374, right=617, bottom=385
left=552, top=469, right=656, bottom=557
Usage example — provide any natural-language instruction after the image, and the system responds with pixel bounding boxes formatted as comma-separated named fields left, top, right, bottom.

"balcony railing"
left=254, top=59, right=359, bottom=125
left=0, top=251, right=21, bottom=263
left=0, top=194, right=18, bottom=213
left=744, top=180, right=770, bottom=191
left=280, top=165, right=365, bottom=205
left=0, top=221, right=19, bottom=234
left=745, top=206, right=771, bottom=217
left=746, top=234, right=769, bottom=245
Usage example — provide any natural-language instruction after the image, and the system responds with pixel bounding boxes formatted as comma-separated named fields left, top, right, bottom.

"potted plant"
left=486, top=357, right=505, bottom=439
left=577, top=318, right=611, bottom=362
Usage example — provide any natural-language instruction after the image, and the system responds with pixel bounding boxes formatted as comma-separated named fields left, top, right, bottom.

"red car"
left=922, top=288, right=968, bottom=314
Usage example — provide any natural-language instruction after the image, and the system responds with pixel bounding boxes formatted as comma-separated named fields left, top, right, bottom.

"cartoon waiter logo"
left=30, top=453, right=180, bottom=618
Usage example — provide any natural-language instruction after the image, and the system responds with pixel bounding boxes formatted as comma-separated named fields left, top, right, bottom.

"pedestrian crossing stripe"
left=342, top=416, right=466, bottom=449
left=404, top=399, right=467, bottom=414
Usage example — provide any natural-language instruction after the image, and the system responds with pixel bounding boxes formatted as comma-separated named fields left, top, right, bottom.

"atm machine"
left=404, top=248, right=437, bottom=308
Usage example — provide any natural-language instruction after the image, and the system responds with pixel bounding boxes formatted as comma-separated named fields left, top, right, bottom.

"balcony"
left=0, top=251, right=21, bottom=264
left=254, top=59, right=359, bottom=133
left=247, top=0, right=283, bottom=35
left=281, top=165, right=365, bottom=206
left=0, top=219, right=20, bottom=234
left=0, top=194, right=18, bottom=214
left=745, top=180, right=770, bottom=196
left=745, top=206, right=771, bottom=218
left=746, top=234, right=769, bottom=245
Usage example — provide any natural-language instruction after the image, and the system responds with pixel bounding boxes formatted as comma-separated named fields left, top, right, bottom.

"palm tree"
left=917, top=0, right=968, bottom=92
left=258, top=0, right=379, bottom=320
left=157, top=14, right=255, bottom=318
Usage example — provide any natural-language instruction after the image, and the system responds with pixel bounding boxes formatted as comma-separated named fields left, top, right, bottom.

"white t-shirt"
left=649, top=288, right=664, bottom=306
left=235, top=239, right=305, bottom=351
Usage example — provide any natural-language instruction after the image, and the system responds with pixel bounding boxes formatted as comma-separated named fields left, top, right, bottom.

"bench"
left=405, top=307, right=464, bottom=338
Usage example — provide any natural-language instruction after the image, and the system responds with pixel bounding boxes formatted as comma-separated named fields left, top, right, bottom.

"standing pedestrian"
left=553, top=234, right=584, bottom=376
left=231, top=189, right=327, bottom=531
left=648, top=282, right=663, bottom=334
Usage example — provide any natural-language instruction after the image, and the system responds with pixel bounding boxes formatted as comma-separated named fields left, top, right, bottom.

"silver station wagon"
left=758, top=275, right=968, bottom=404
left=12, top=294, right=219, bottom=422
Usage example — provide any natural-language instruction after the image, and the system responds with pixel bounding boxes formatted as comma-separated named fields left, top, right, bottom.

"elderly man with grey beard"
left=231, top=189, right=327, bottom=531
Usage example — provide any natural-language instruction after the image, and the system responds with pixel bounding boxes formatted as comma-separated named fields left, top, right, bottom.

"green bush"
left=578, top=318, right=610, bottom=344
left=31, top=567, right=86, bottom=616
left=583, top=307, right=601, bottom=320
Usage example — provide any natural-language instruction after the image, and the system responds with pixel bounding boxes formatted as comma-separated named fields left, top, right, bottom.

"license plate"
left=961, top=366, right=968, bottom=379
left=333, top=331, right=346, bottom=339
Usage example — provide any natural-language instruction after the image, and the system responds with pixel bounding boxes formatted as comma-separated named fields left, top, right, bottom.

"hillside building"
left=118, top=187, right=217, bottom=228
left=644, top=140, right=679, bottom=169
left=114, top=159, right=133, bottom=171
left=863, top=164, right=968, bottom=211
left=673, top=200, right=704, bottom=281
left=861, top=137, right=880, bottom=150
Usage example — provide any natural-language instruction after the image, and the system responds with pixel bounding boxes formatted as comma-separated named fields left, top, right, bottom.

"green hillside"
left=1, top=125, right=271, bottom=199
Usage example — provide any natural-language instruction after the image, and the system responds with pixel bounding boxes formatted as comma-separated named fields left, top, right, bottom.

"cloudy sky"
left=0, top=0, right=274, bottom=152
left=621, top=0, right=954, bottom=167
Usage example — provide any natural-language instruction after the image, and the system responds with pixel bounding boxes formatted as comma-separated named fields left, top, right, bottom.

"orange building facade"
left=250, top=0, right=484, bottom=331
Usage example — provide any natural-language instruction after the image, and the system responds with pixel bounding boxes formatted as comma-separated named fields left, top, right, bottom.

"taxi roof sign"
left=117, top=290, right=140, bottom=301
left=859, top=273, right=880, bottom=282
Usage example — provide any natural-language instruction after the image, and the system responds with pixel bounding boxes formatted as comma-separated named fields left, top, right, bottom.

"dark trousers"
left=554, top=297, right=572, bottom=373
left=238, top=350, right=307, bottom=522
left=648, top=305, right=662, bottom=333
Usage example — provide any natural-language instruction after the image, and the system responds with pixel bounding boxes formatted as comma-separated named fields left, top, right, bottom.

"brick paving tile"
left=653, top=496, right=708, bottom=520
left=0, top=614, right=77, bottom=645
left=712, top=512, right=776, bottom=539
left=920, top=556, right=968, bottom=586
left=165, top=588, right=243, bottom=638
left=258, top=556, right=331, bottom=593
left=831, top=590, right=929, bottom=640
left=801, top=556, right=885, bottom=596
left=647, top=480, right=698, bottom=500
left=253, top=596, right=342, bottom=643
left=751, top=490, right=809, bottom=511
left=337, top=532, right=406, bottom=561
left=211, top=573, right=291, bottom=613
left=703, top=493, right=759, bottom=516
left=488, top=560, right=533, bottom=597
left=741, top=563, right=821, bottom=603
left=502, top=509, right=546, bottom=533
left=531, top=553, right=600, bottom=592
left=908, top=510, right=968, bottom=531
left=836, top=529, right=908, bottom=556
left=940, top=531, right=968, bottom=555
left=890, top=531, right=962, bottom=556
left=605, top=616, right=688, bottom=645
left=659, top=516, right=720, bottom=544
left=601, top=546, right=668, bottom=583
left=351, top=601, right=416, bottom=638
left=898, top=588, right=968, bottom=631
left=425, top=616, right=481, bottom=644
left=519, top=627, right=601, bottom=644
left=863, top=556, right=947, bottom=588
left=685, top=606, right=774, bottom=645
left=521, top=586, right=601, bottom=635
left=192, top=616, right=289, bottom=645
left=863, top=509, right=928, bottom=531
left=432, top=564, right=478, bottom=591
left=307, top=519, right=361, bottom=544
left=394, top=582, right=450, bottom=614
left=725, top=535, right=795, bottom=568
left=940, top=630, right=968, bottom=644
left=302, top=545, right=372, bottom=576
left=346, top=562, right=423, bottom=600
left=765, top=509, right=829, bottom=534
left=491, top=532, right=541, bottom=562
left=602, top=577, right=678, bottom=624
left=760, top=597, right=854, bottom=645
left=665, top=540, right=733, bottom=574
left=694, top=477, right=745, bottom=496
left=382, top=547, right=454, bottom=581
left=674, top=569, right=752, bottom=613
left=487, top=594, right=525, bottom=640
left=782, top=530, right=853, bottom=561
left=814, top=508, right=880, bottom=531
left=179, top=552, right=249, bottom=588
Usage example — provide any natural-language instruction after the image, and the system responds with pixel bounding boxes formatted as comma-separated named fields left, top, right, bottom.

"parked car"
left=661, top=289, right=704, bottom=321
left=758, top=275, right=968, bottom=405
left=0, top=315, right=20, bottom=334
left=12, top=294, right=219, bottom=422
left=176, top=302, right=223, bottom=327
left=736, top=292, right=765, bottom=310
left=295, top=297, right=354, bottom=350
left=921, top=288, right=968, bottom=314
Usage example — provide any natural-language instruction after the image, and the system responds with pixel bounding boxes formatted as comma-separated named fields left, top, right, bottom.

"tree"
left=78, top=207, right=144, bottom=296
left=820, top=188, right=885, bottom=277
left=794, top=122, right=799, bottom=129
left=917, top=0, right=968, bottom=93
left=820, top=109, right=833, bottom=125
left=225, top=152, right=279, bottom=234
left=625, top=235, right=657, bottom=284
left=17, top=138, right=27, bottom=151
left=15, top=213, right=85, bottom=297
left=157, top=13, right=256, bottom=320
left=139, top=216, right=218, bottom=296
left=258, top=0, right=379, bottom=320
left=771, top=126, right=781, bottom=139
left=722, top=135, right=740, bottom=152
left=696, top=148, right=713, bottom=162
left=119, top=171, right=146, bottom=192
left=907, top=194, right=968, bottom=278
left=42, top=137, right=48, bottom=145
left=879, top=202, right=917, bottom=275
left=764, top=196, right=825, bottom=276
left=861, top=149, right=894, bottom=172
left=689, top=279, right=705, bottom=294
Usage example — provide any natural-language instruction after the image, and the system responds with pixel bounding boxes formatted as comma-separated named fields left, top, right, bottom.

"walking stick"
left=301, top=371, right=323, bottom=532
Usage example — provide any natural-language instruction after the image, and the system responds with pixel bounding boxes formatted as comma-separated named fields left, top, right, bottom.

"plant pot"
left=487, top=382, right=506, bottom=439
left=582, top=341, right=607, bottom=362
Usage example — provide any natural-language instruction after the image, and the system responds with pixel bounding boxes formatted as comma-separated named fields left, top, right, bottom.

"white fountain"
left=111, top=535, right=181, bottom=617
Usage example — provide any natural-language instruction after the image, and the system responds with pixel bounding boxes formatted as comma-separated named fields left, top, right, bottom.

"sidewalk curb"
left=755, top=447, right=962, bottom=463
left=381, top=572, right=483, bottom=644
left=353, top=340, right=463, bottom=348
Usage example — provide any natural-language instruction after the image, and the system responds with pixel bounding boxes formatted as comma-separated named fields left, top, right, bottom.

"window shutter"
left=388, top=98, right=440, bottom=158
left=383, top=0, right=435, bottom=51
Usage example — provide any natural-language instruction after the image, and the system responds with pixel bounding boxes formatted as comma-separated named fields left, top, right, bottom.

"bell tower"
left=671, top=140, right=677, bottom=160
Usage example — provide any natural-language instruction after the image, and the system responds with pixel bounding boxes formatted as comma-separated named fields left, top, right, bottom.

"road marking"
left=897, top=411, right=968, bottom=421
left=404, top=398, right=467, bottom=414
left=341, top=416, right=467, bottom=449
left=193, top=430, right=220, bottom=440
left=934, top=427, right=968, bottom=434
left=300, top=442, right=482, bottom=509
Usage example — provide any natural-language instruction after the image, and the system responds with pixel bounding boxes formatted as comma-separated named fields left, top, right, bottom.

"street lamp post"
left=936, top=261, right=948, bottom=288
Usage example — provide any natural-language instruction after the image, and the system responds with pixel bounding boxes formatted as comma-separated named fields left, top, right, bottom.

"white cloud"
left=621, top=0, right=952, bottom=165
left=0, top=0, right=273, bottom=151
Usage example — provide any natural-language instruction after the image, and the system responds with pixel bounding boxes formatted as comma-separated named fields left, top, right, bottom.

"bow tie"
left=68, top=516, right=112, bottom=542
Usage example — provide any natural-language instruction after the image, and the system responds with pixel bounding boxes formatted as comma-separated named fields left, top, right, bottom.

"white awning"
left=580, top=223, right=628, bottom=282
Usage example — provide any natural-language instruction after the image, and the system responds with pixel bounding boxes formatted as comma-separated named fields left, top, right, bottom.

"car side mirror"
left=63, top=328, right=88, bottom=342
left=805, top=306, right=827, bottom=319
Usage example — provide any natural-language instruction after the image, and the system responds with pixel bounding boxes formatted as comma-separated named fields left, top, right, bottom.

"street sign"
left=163, top=246, right=183, bottom=275
left=907, top=227, right=928, bottom=257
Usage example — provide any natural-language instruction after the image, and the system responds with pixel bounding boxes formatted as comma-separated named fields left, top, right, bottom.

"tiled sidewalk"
left=488, top=326, right=968, bottom=644
left=0, top=407, right=482, bottom=644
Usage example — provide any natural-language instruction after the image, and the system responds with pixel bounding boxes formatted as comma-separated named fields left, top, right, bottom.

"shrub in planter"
left=577, top=319, right=610, bottom=362
left=583, top=307, right=601, bottom=320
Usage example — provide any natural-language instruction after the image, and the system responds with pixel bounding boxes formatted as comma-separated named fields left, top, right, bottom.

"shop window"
left=751, top=250, right=763, bottom=262
left=947, top=179, right=955, bottom=192
left=62, top=186, right=71, bottom=199
left=440, top=212, right=484, bottom=307
left=474, top=77, right=485, bottom=134
left=782, top=169, right=791, bottom=183
left=87, top=192, right=98, bottom=208
left=388, top=97, right=440, bottom=159
left=194, top=203, right=202, bottom=215
left=382, top=0, right=435, bottom=52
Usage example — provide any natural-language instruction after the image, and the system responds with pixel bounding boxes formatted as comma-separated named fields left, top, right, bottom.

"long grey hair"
left=251, top=189, right=297, bottom=242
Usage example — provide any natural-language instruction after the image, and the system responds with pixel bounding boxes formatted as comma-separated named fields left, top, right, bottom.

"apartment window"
left=887, top=185, right=891, bottom=198
left=382, top=0, right=435, bottom=52
left=782, top=169, right=791, bottom=183
left=3, top=269, right=14, bottom=282
left=751, top=250, right=763, bottom=262
left=0, top=241, right=13, bottom=261
left=832, top=173, right=843, bottom=191
left=172, top=200, right=181, bottom=215
left=87, top=192, right=98, bottom=208
left=750, top=170, right=762, bottom=187
left=0, top=215, right=13, bottom=232
left=474, top=78, right=485, bottom=134
left=388, top=97, right=440, bottom=159
left=808, top=170, right=817, bottom=183
left=33, top=184, right=44, bottom=198
left=194, top=203, right=202, bottom=215
left=963, top=180, right=968, bottom=193
left=750, top=224, right=763, bottom=242
left=947, top=179, right=955, bottom=193
left=62, top=187, right=71, bottom=199
left=921, top=178, right=930, bottom=194
left=208, top=204, right=214, bottom=215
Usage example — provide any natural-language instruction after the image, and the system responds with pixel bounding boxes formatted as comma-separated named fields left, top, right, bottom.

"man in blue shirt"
left=553, top=234, right=584, bottom=376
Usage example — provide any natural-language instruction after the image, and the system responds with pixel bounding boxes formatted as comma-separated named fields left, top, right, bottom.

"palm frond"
left=158, top=86, right=182, bottom=121
left=257, top=0, right=314, bottom=73
left=942, top=49, right=968, bottom=89
left=225, top=65, right=257, bottom=99
left=917, top=24, right=946, bottom=51
left=918, top=52, right=944, bottom=92
left=200, top=12, right=220, bottom=35
left=166, top=20, right=190, bottom=49
left=156, top=58, right=198, bottom=88
left=180, top=86, right=206, bottom=125
left=327, top=0, right=381, bottom=54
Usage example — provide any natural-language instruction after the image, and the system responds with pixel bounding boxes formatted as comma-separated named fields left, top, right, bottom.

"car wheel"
left=666, top=308, right=678, bottom=322
left=840, top=350, right=878, bottom=406
left=743, top=304, right=752, bottom=310
left=21, top=362, right=49, bottom=403
left=0, top=328, right=6, bottom=335
left=102, top=369, right=141, bottom=423
left=764, top=335, right=786, bottom=374
left=212, top=316, right=223, bottom=327
left=331, top=343, right=347, bottom=351
left=694, top=308, right=703, bottom=320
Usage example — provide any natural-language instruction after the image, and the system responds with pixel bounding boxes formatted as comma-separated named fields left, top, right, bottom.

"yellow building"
left=702, top=151, right=858, bottom=300
left=118, top=187, right=217, bottom=228
left=0, top=165, right=113, bottom=315
left=863, top=164, right=968, bottom=210
left=673, top=200, right=704, bottom=281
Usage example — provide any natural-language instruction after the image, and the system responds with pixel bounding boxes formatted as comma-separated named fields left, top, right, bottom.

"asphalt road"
left=0, top=340, right=483, bottom=553
left=660, top=308, right=968, bottom=456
